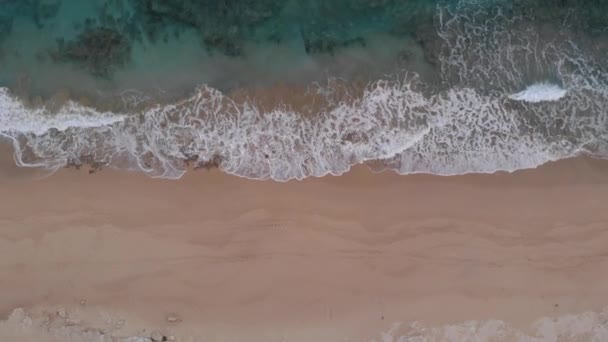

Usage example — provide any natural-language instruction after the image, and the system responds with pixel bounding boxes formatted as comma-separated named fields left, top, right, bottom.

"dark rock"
left=50, top=27, right=132, bottom=77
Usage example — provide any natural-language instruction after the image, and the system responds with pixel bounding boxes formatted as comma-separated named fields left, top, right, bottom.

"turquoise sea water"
left=1, top=0, right=608, bottom=180
left=0, top=0, right=445, bottom=96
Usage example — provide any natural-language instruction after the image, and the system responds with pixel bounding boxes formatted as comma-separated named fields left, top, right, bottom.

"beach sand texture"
left=1, top=155, right=608, bottom=341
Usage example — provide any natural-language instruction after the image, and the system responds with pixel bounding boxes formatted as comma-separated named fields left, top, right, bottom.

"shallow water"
left=1, top=0, right=608, bottom=180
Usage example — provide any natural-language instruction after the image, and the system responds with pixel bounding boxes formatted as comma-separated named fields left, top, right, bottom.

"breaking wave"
left=1, top=1, right=608, bottom=181
left=508, top=83, right=567, bottom=103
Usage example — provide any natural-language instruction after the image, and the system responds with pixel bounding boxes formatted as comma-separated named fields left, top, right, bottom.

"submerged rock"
left=51, top=27, right=132, bottom=77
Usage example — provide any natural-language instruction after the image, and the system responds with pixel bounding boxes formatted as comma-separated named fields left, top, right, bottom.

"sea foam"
left=508, top=83, right=568, bottom=103
left=1, top=1, right=607, bottom=181
left=0, top=88, right=126, bottom=135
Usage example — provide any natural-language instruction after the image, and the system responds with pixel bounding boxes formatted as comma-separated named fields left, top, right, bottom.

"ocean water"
left=1, top=0, right=608, bottom=180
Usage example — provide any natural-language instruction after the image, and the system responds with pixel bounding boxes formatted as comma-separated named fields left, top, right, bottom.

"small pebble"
left=114, top=319, right=125, bottom=329
left=166, top=313, right=181, bottom=323
left=65, top=318, right=81, bottom=326
left=56, top=308, right=68, bottom=319
left=150, top=331, right=164, bottom=342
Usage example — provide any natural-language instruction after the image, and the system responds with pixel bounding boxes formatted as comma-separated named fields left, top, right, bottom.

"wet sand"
left=1, top=154, right=608, bottom=341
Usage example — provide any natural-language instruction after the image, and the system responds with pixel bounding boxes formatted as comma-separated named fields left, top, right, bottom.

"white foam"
left=1, top=0, right=607, bottom=180
left=508, top=83, right=568, bottom=103
left=0, top=77, right=434, bottom=180
left=0, top=88, right=126, bottom=135
left=385, top=87, right=563, bottom=176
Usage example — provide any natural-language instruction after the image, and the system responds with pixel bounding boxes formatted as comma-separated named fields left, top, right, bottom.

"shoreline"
left=2, top=156, right=608, bottom=341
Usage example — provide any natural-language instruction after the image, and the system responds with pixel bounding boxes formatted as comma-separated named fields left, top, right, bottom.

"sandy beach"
left=1, top=153, right=608, bottom=341
left=3, top=1, right=608, bottom=341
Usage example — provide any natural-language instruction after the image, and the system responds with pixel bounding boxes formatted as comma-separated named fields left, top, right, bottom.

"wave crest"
left=509, top=83, right=567, bottom=103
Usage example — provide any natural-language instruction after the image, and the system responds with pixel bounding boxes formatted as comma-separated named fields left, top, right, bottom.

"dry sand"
left=1, top=152, right=608, bottom=341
